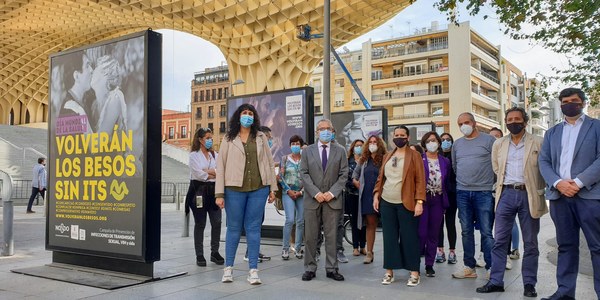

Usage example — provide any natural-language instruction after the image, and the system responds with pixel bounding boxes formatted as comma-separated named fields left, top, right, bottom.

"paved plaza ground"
left=0, top=203, right=595, bottom=299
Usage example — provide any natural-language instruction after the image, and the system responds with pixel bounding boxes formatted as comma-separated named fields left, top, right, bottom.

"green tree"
left=434, top=0, right=600, bottom=105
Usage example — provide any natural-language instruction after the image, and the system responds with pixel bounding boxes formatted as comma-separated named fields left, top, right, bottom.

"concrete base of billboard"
left=11, top=262, right=186, bottom=290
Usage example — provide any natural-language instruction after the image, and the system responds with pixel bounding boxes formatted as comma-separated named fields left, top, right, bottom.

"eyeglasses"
left=441, top=138, right=451, bottom=142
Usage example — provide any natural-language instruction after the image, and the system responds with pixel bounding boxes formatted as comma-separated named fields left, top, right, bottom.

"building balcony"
left=390, top=110, right=449, bottom=121
left=372, top=67, right=449, bottom=84
left=530, top=102, right=550, bottom=115
left=195, top=113, right=202, bottom=120
left=208, top=112, right=214, bottom=119
left=372, top=43, right=448, bottom=61
left=473, top=112, right=500, bottom=129
left=530, top=118, right=548, bottom=131
left=372, top=88, right=449, bottom=102
left=219, top=111, right=227, bottom=117
left=471, top=67, right=500, bottom=88
left=471, top=89, right=500, bottom=111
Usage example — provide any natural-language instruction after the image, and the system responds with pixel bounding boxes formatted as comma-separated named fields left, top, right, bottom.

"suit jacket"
left=300, top=142, right=349, bottom=210
left=421, top=153, right=450, bottom=209
left=539, top=115, right=600, bottom=200
left=492, top=132, right=548, bottom=218
left=373, top=148, right=426, bottom=211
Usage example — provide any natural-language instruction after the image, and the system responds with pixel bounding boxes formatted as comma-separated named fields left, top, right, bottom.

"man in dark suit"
left=539, top=87, right=600, bottom=300
left=300, top=119, right=348, bottom=281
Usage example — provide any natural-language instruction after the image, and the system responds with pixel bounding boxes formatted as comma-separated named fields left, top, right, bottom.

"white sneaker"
left=222, top=266, right=233, bottom=283
left=247, top=268, right=262, bottom=285
left=476, top=253, right=485, bottom=268
left=452, top=266, right=478, bottom=279
left=282, top=249, right=289, bottom=260
left=505, top=256, right=512, bottom=270
left=407, top=274, right=420, bottom=287
left=381, top=273, right=395, bottom=285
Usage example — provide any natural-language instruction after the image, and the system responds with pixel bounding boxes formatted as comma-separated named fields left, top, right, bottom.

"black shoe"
left=26, top=210, right=35, bottom=213
left=302, top=271, right=316, bottom=281
left=326, top=271, right=345, bottom=281
left=259, top=253, right=271, bottom=261
left=476, top=281, right=505, bottom=293
left=524, top=284, right=537, bottom=298
left=425, top=266, right=435, bottom=277
left=541, top=292, right=575, bottom=300
left=196, top=255, right=207, bottom=267
left=210, top=252, right=224, bottom=265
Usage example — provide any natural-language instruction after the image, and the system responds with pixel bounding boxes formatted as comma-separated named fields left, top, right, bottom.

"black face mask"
left=506, top=122, right=525, bottom=135
left=393, top=137, right=408, bottom=148
left=561, top=102, right=583, bottom=117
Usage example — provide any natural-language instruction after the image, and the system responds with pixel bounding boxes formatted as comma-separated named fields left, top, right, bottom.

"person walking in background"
left=185, top=128, right=224, bottom=267
left=451, top=112, right=496, bottom=279
left=26, top=157, right=47, bottom=213
left=538, top=88, right=600, bottom=300
left=215, top=103, right=277, bottom=285
left=300, top=119, right=348, bottom=282
left=279, top=135, right=306, bottom=261
left=346, top=139, right=366, bottom=256
left=436, top=133, right=458, bottom=265
left=352, top=135, right=386, bottom=264
left=489, top=127, right=503, bottom=139
left=373, top=125, right=425, bottom=287
left=476, top=107, right=547, bottom=297
left=419, top=132, right=450, bottom=277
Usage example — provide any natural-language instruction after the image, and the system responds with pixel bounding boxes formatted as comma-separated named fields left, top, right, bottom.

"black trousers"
left=438, top=191, right=457, bottom=249
left=27, top=187, right=45, bottom=212
left=186, top=180, right=221, bottom=257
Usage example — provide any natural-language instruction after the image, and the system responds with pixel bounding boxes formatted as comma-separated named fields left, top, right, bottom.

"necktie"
left=321, top=144, right=328, bottom=173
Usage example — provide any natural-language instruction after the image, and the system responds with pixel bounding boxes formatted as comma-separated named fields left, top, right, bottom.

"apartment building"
left=312, top=21, right=529, bottom=138
left=161, top=109, right=191, bottom=150
left=190, top=66, right=230, bottom=150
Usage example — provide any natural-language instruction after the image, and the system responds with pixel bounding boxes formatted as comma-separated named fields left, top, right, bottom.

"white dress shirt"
left=317, top=140, right=331, bottom=164
left=189, top=151, right=217, bottom=182
left=553, top=114, right=586, bottom=188
left=504, top=137, right=525, bottom=185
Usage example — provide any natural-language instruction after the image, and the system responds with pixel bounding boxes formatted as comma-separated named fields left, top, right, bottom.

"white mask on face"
left=460, top=124, right=474, bottom=136
left=426, top=141, right=439, bottom=153
left=368, top=144, right=378, bottom=153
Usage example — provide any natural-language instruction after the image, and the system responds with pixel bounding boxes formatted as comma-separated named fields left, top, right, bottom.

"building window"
left=208, top=106, right=214, bottom=118
left=212, top=89, right=216, bottom=100
left=431, top=103, right=444, bottom=116
left=219, top=122, right=226, bottom=133
left=206, top=90, right=210, bottom=100
left=181, top=126, right=187, bottom=139
left=335, top=79, right=344, bottom=87
left=208, top=123, right=214, bottom=132
left=431, top=84, right=443, bottom=95
left=200, top=90, right=204, bottom=101
left=315, top=106, right=321, bottom=114
left=195, top=107, right=202, bottom=119
left=220, top=105, right=226, bottom=117
left=218, top=88, right=222, bottom=99
left=168, top=127, right=174, bottom=139
left=224, top=87, right=229, bottom=98
left=194, top=91, right=198, bottom=102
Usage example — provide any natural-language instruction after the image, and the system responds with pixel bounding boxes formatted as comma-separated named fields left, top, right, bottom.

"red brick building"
left=162, top=109, right=191, bottom=150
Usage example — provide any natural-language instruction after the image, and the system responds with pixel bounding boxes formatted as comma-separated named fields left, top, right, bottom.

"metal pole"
left=182, top=211, right=190, bottom=237
left=323, top=0, right=331, bottom=119
left=176, top=190, right=180, bottom=211
left=1, top=171, right=14, bottom=256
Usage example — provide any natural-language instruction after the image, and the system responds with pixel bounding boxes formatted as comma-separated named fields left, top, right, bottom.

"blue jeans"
left=282, top=192, right=304, bottom=251
left=456, top=190, right=495, bottom=269
left=224, top=186, right=269, bottom=269
left=511, top=222, right=520, bottom=250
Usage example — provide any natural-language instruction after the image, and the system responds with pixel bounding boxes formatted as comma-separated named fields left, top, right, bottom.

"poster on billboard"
left=227, top=87, right=314, bottom=160
left=314, top=108, right=388, bottom=151
left=47, top=30, right=162, bottom=267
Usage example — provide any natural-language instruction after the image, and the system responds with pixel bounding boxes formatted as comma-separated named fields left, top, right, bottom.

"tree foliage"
left=434, top=0, right=600, bottom=105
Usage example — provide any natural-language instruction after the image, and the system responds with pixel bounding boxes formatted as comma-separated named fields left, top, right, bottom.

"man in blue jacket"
left=538, top=87, right=600, bottom=300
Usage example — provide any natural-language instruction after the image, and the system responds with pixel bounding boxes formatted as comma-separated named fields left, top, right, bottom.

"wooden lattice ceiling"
left=0, top=0, right=412, bottom=124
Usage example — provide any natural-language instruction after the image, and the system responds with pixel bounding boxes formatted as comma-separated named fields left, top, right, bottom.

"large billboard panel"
left=227, top=87, right=314, bottom=160
left=47, top=31, right=161, bottom=264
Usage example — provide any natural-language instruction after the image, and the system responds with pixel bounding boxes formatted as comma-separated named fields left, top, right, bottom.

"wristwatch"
left=417, top=200, right=424, bottom=204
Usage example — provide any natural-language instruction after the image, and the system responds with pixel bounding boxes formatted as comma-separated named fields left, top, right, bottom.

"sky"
left=158, top=1, right=567, bottom=111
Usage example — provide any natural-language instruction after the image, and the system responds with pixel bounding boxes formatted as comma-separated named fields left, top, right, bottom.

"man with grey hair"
left=451, top=112, right=496, bottom=279
left=300, top=119, right=348, bottom=281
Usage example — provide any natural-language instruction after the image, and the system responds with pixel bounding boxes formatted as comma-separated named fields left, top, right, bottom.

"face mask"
left=268, top=139, right=273, bottom=148
left=204, top=138, right=213, bottom=149
left=561, top=102, right=583, bottom=117
left=460, top=124, right=473, bottom=136
left=393, top=137, right=408, bottom=148
left=291, top=145, right=301, bottom=154
left=441, top=140, right=452, bottom=151
left=368, top=144, right=378, bottom=153
left=426, top=141, right=439, bottom=153
left=506, top=122, right=525, bottom=135
left=240, top=115, right=254, bottom=128
left=354, top=146, right=362, bottom=156
left=319, top=130, right=332, bottom=143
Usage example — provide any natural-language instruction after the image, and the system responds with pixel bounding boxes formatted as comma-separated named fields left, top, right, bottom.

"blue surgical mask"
left=240, top=115, right=254, bottom=128
left=354, top=146, right=362, bottom=156
left=204, top=138, right=213, bottom=149
left=441, top=140, right=452, bottom=150
left=319, top=130, right=332, bottom=143
left=268, top=139, right=273, bottom=148
left=291, top=145, right=301, bottom=154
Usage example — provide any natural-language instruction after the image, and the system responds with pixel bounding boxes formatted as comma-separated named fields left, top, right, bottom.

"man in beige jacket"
left=476, top=107, right=548, bottom=297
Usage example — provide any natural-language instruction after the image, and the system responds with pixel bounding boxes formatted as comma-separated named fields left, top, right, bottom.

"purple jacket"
left=422, top=153, right=450, bottom=209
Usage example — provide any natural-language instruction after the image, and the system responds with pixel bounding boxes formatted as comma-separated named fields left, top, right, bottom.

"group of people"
left=185, top=87, right=600, bottom=300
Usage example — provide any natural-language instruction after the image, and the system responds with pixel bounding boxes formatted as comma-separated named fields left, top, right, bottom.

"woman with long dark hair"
left=345, top=139, right=366, bottom=256
left=186, top=128, right=223, bottom=267
left=352, top=135, right=387, bottom=264
left=373, top=125, right=425, bottom=286
left=215, top=103, right=277, bottom=285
